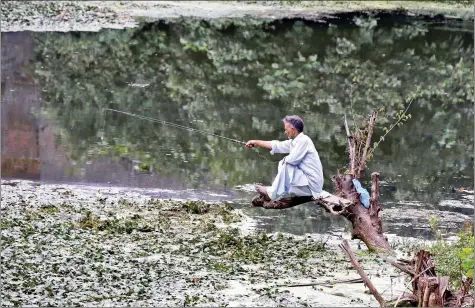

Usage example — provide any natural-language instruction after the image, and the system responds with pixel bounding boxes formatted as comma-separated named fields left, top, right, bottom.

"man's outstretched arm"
left=245, top=140, right=272, bottom=150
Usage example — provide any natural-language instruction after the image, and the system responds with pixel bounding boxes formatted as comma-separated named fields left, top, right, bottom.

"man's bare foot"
left=255, top=184, right=271, bottom=201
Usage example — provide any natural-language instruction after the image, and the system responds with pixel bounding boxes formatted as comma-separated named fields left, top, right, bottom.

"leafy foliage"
left=428, top=216, right=474, bottom=288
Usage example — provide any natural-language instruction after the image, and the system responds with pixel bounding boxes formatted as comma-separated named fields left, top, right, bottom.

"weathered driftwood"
left=378, top=254, right=415, bottom=276
left=251, top=193, right=351, bottom=212
left=252, top=111, right=390, bottom=252
left=384, top=250, right=474, bottom=307
left=340, top=239, right=386, bottom=307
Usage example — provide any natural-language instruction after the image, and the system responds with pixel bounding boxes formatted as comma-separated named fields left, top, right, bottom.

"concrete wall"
left=1, top=32, right=41, bottom=179
left=0, top=32, right=203, bottom=192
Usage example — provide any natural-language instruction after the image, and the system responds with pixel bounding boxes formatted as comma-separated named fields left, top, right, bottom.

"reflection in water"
left=1, top=33, right=41, bottom=180
left=1, top=14, right=473, bottom=239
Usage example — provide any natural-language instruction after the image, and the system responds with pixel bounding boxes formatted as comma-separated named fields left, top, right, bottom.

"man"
left=245, top=115, right=324, bottom=202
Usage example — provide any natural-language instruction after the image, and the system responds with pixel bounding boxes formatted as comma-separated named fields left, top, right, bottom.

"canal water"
left=2, top=13, right=473, bottom=239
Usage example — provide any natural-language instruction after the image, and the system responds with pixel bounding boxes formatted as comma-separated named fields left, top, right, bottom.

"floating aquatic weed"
left=38, top=204, right=60, bottom=215
left=0, top=182, right=346, bottom=307
left=77, top=211, right=102, bottom=229
left=182, top=293, right=219, bottom=307
left=60, top=190, right=75, bottom=197
left=216, top=205, right=241, bottom=223
left=203, top=222, right=218, bottom=232
left=118, top=198, right=136, bottom=207
left=147, top=198, right=164, bottom=207
left=76, top=211, right=157, bottom=234
left=181, top=200, right=210, bottom=214
left=211, top=262, right=233, bottom=273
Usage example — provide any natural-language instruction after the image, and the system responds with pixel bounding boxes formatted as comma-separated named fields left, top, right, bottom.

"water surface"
left=2, top=14, right=473, bottom=239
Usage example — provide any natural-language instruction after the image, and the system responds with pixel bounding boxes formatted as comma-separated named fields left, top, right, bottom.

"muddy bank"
left=1, top=1, right=473, bottom=32
left=1, top=179, right=421, bottom=307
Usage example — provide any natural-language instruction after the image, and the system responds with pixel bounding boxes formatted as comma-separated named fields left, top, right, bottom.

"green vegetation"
left=39, top=204, right=60, bottom=215
left=181, top=200, right=210, bottom=214
left=77, top=211, right=156, bottom=233
left=428, top=216, right=474, bottom=288
left=198, top=228, right=326, bottom=263
left=212, top=262, right=233, bottom=272
left=1, top=185, right=339, bottom=306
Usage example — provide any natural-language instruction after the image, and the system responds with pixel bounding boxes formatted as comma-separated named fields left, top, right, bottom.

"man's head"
left=283, top=115, right=304, bottom=139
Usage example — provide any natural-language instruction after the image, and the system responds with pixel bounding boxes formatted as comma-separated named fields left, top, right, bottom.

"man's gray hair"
left=283, top=115, right=304, bottom=133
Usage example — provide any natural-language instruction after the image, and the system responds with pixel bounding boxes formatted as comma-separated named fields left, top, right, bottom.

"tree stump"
left=383, top=250, right=473, bottom=307
left=251, top=111, right=391, bottom=252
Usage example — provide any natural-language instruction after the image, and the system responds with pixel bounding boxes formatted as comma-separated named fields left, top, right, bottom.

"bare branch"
left=253, top=194, right=353, bottom=215
left=349, top=83, right=362, bottom=136
left=340, top=240, right=386, bottom=307
left=370, top=172, right=381, bottom=217
left=357, top=111, right=378, bottom=177
left=344, top=114, right=356, bottom=175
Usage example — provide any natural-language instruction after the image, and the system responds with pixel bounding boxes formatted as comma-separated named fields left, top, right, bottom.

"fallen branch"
left=278, top=278, right=363, bottom=288
left=378, top=254, right=415, bottom=276
left=252, top=193, right=353, bottom=215
left=339, top=239, right=386, bottom=307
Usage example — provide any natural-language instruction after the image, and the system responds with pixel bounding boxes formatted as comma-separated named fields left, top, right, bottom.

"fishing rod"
left=103, top=108, right=247, bottom=145
left=102, top=108, right=279, bottom=163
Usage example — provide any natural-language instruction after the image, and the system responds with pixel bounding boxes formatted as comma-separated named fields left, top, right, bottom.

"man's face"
left=284, top=122, right=297, bottom=139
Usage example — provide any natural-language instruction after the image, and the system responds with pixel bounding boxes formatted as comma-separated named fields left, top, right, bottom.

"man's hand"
left=245, top=140, right=256, bottom=148
left=245, top=140, right=272, bottom=150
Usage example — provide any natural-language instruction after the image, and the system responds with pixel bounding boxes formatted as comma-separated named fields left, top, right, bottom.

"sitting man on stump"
left=246, top=115, right=325, bottom=208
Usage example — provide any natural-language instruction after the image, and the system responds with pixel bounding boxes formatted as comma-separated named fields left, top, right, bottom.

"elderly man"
left=246, top=115, right=324, bottom=202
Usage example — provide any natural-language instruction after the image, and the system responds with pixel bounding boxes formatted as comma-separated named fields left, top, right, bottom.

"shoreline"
left=1, top=1, right=473, bottom=33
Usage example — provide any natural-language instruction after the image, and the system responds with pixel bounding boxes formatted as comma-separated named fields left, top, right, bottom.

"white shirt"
left=270, top=132, right=324, bottom=196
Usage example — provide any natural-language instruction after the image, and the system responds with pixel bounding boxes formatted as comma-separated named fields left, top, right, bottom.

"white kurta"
left=266, top=133, right=324, bottom=201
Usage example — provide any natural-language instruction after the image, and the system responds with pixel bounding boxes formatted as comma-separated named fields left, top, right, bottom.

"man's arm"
left=245, top=140, right=272, bottom=150
left=283, top=138, right=308, bottom=166
left=246, top=139, right=292, bottom=154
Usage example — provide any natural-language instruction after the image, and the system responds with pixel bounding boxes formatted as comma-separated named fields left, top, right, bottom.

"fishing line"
left=101, top=108, right=280, bottom=163
left=104, top=108, right=247, bottom=145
